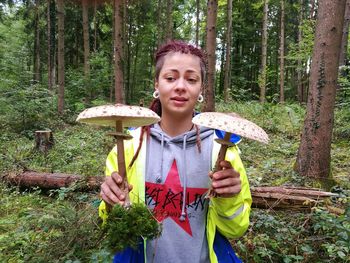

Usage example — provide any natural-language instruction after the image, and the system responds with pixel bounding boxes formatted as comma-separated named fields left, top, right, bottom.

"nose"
left=175, top=77, right=187, bottom=92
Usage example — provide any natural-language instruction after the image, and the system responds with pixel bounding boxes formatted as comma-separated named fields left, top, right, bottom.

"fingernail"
left=120, top=194, right=125, bottom=200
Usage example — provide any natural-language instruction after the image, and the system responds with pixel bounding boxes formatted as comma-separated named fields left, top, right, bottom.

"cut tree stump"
left=3, top=172, right=338, bottom=210
left=35, top=130, right=54, bottom=153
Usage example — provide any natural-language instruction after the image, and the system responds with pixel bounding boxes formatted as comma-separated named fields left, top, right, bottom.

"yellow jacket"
left=99, top=128, right=252, bottom=263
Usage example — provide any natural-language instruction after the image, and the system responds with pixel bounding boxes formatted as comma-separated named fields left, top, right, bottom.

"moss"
left=103, top=203, right=162, bottom=253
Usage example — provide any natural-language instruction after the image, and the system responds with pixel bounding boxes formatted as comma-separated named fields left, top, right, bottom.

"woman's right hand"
left=100, top=172, right=133, bottom=206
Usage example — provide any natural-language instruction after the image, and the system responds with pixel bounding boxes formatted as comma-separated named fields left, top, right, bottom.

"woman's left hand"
left=210, top=160, right=241, bottom=198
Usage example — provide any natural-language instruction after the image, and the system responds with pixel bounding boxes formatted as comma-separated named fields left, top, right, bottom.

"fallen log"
left=3, top=172, right=338, bottom=210
left=5, top=171, right=104, bottom=190
left=251, top=186, right=338, bottom=210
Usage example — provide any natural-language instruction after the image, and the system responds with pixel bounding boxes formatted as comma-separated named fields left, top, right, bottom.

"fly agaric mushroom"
left=192, top=112, right=269, bottom=198
left=76, top=104, right=160, bottom=206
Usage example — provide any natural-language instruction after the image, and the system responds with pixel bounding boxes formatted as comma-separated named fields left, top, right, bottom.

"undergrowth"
left=0, top=101, right=349, bottom=262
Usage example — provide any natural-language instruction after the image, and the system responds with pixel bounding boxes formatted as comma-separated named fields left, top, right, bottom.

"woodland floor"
left=0, top=102, right=349, bottom=263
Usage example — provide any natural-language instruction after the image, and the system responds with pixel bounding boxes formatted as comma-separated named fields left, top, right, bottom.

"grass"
left=0, top=101, right=349, bottom=262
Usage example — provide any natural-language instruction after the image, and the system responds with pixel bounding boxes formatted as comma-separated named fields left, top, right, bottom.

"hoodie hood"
left=149, top=123, right=213, bottom=147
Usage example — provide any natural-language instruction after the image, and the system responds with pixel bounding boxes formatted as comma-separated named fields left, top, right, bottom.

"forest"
left=0, top=0, right=349, bottom=262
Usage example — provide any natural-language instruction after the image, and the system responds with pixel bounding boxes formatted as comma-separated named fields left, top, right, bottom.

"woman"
left=99, top=40, right=252, bottom=263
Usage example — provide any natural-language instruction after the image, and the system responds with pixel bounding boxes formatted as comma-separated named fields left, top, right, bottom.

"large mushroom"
left=76, top=104, right=160, bottom=206
left=192, top=112, right=269, bottom=197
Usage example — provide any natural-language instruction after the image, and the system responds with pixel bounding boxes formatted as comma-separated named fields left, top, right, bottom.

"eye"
left=187, top=77, right=199, bottom=84
left=164, top=75, right=176, bottom=82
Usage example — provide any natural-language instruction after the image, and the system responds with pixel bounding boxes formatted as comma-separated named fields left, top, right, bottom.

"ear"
left=155, top=81, right=159, bottom=90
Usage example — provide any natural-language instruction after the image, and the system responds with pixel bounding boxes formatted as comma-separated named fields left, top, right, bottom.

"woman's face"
left=155, top=52, right=202, bottom=118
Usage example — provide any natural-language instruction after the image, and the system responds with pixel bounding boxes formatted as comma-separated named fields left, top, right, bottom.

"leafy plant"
left=103, top=203, right=162, bottom=253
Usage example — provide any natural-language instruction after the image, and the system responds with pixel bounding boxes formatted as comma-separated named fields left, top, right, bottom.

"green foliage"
left=104, top=203, right=162, bottom=253
left=286, top=19, right=316, bottom=68
left=234, top=205, right=350, bottom=263
left=0, top=125, right=113, bottom=177
left=0, top=102, right=349, bottom=262
left=0, top=183, right=109, bottom=263
left=0, top=83, right=59, bottom=135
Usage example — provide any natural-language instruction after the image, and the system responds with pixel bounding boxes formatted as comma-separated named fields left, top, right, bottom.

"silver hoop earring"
left=197, top=94, right=204, bottom=103
left=153, top=90, right=159, bottom=99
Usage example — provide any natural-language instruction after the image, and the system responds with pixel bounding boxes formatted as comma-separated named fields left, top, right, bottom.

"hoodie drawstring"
left=179, top=134, right=188, bottom=222
left=156, top=133, right=165, bottom=183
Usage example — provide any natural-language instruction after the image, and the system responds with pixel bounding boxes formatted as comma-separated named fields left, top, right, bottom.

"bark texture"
left=202, top=0, right=218, bottom=112
left=296, top=0, right=347, bottom=178
left=297, top=0, right=304, bottom=103
left=166, top=0, right=173, bottom=41
left=34, top=131, right=54, bottom=153
left=260, top=0, right=268, bottom=103
left=339, top=0, right=350, bottom=66
left=6, top=172, right=103, bottom=190
left=279, top=0, right=285, bottom=103
left=34, top=0, right=41, bottom=82
left=223, top=0, right=232, bottom=102
left=57, top=0, right=65, bottom=114
left=114, top=0, right=124, bottom=103
left=251, top=186, right=337, bottom=210
left=47, top=0, right=52, bottom=90
left=82, top=0, right=90, bottom=80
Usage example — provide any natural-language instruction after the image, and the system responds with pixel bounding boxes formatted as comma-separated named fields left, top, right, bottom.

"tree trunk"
left=123, top=0, right=129, bottom=102
left=74, top=18, right=80, bottom=67
left=296, top=0, right=346, bottom=178
left=114, top=0, right=124, bottom=103
left=93, top=0, right=97, bottom=52
left=297, top=0, right=304, bottom=103
left=260, top=0, right=269, bottom=103
left=196, top=0, right=200, bottom=46
left=57, top=0, right=65, bottom=115
left=125, top=11, right=132, bottom=102
left=166, top=0, right=173, bottom=41
left=156, top=0, right=163, bottom=46
left=218, top=32, right=226, bottom=95
left=279, top=0, right=285, bottom=103
left=50, top=0, right=56, bottom=90
left=47, top=0, right=52, bottom=90
left=339, top=0, right=350, bottom=67
left=131, top=41, right=140, bottom=102
left=34, top=0, right=40, bottom=83
left=82, top=0, right=91, bottom=101
left=223, top=0, right=232, bottom=102
left=202, top=0, right=218, bottom=112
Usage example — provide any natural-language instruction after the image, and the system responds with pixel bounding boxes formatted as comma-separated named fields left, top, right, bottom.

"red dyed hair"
left=129, top=40, right=205, bottom=168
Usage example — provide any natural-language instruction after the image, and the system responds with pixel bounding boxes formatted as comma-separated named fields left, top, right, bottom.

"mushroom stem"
left=206, top=132, right=233, bottom=199
left=115, top=121, right=126, bottom=178
left=214, top=132, right=232, bottom=172
left=115, top=120, right=131, bottom=207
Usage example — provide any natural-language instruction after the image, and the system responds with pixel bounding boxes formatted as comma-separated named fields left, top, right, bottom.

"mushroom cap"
left=192, top=112, right=269, bottom=144
left=76, top=104, right=161, bottom=128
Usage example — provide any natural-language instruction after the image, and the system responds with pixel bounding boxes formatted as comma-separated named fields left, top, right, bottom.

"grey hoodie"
left=145, top=123, right=214, bottom=263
